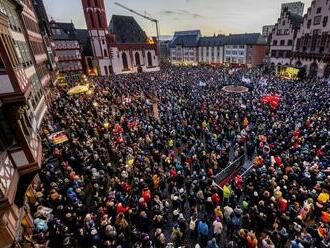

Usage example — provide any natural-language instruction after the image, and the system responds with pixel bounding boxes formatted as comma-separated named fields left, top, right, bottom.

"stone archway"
left=309, top=62, right=318, bottom=77
left=135, top=52, right=141, bottom=66
left=147, top=51, right=152, bottom=67
left=122, top=52, right=128, bottom=70
left=295, top=60, right=302, bottom=67
left=324, top=64, right=330, bottom=78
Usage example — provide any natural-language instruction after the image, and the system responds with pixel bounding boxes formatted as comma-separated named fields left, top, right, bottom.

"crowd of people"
left=29, top=65, right=329, bottom=248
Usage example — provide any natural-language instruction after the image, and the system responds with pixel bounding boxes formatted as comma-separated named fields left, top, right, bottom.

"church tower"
left=81, top=0, right=112, bottom=75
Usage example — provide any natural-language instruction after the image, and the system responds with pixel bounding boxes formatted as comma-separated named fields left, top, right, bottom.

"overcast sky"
left=44, top=0, right=312, bottom=36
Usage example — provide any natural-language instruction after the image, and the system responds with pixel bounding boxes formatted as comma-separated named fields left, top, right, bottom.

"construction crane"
left=114, top=2, right=160, bottom=43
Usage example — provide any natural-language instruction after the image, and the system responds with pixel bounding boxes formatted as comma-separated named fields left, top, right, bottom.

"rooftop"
left=108, top=15, right=147, bottom=44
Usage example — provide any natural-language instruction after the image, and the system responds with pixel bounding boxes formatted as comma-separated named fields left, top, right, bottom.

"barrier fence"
left=214, top=155, right=245, bottom=187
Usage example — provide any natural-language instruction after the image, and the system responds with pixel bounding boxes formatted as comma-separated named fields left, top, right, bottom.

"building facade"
left=170, top=32, right=268, bottom=67
left=169, top=30, right=200, bottom=64
left=81, top=0, right=111, bottom=76
left=80, top=0, right=160, bottom=75
left=108, top=15, right=159, bottom=74
left=269, top=0, right=330, bottom=78
left=281, top=1, right=304, bottom=16
left=32, top=0, right=57, bottom=87
left=292, top=0, right=330, bottom=77
left=50, top=21, right=83, bottom=74
left=0, top=0, right=47, bottom=246
left=262, top=25, right=275, bottom=42
left=269, top=9, right=303, bottom=69
left=198, top=36, right=224, bottom=64
left=20, top=0, right=48, bottom=127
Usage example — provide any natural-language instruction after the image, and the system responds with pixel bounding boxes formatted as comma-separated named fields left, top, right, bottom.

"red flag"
left=261, top=95, right=281, bottom=109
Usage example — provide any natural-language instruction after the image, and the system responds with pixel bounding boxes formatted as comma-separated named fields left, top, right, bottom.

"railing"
left=240, top=164, right=254, bottom=178
left=214, top=155, right=245, bottom=186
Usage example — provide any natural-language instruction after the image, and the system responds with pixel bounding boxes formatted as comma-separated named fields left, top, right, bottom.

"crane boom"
left=114, top=2, right=158, bottom=23
left=113, top=1, right=160, bottom=54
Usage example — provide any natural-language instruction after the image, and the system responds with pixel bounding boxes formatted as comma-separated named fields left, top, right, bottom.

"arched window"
left=122, top=52, right=128, bottom=69
left=94, top=0, right=99, bottom=7
left=104, top=49, right=108, bottom=57
left=104, top=65, right=108, bottom=75
left=309, top=62, right=318, bottom=77
left=97, top=12, right=102, bottom=28
left=147, top=51, right=152, bottom=67
left=89, top=11, right=95, bottom=28
left=87, top=58, right=93, bottom=68
left=135, top=52, right=141, bottom=66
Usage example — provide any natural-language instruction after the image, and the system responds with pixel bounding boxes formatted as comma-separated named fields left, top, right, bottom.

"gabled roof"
left=223, top=33, right=267, bottom=45
left=170, top=34, right=200, bottom=48
left=171, top=32, right=266, bottom=48
left=199, top=36, right=226, bottom=46
left=108, top=15, right=147, bottom=44
left=174, top=30, right=201, bottom=37
left=50, top=21, right=77, bottom=40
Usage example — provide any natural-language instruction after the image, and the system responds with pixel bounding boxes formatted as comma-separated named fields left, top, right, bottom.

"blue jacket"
left=197, top=221, right=209, bottom=236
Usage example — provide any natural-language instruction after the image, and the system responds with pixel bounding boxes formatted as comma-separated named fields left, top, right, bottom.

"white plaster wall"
left=99, top=59, right=112, bottom=76
left=0, top=75, right=14, bottom=94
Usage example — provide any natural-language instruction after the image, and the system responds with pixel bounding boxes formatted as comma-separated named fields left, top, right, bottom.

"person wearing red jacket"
left=279, top=198, right=288, bottom=213
left=142, top=188, right=151, bottom=203
left=116, top=203, right=129, bottom=214
left=211, top=193, right=221, bottom=205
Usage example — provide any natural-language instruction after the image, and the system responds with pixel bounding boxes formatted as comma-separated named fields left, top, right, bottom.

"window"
left=102, top=39, right=105, bottom=45
left=296, top=38, right=301, bottom=50
left=29, top=74, right=43, bottom=110
left=273, top=40, right=278, bottom=46
left=323, top=16, right=328, bottom=27
left=233, top=45, right=237, bottom=49
left=288, top=39, right=293, bottom=46
left=104, top=49, right=107, bottom=57
left=0, top=56, right=5, bottom=72
left=278, top=50, right=284, bottom=58
left=314, top=16, right=321, bottom=25
left=271, top=50, right=276, bottom=57
left=307, top=19, right=312, bottom=28
left=232, top=51, right=237, bottom=55
left=0, top=109, right=16, bottom=150
left=89, top=11, right=95, bottom=28
left=282, top=20, right=286, bottom=25
left=239, top=51, right=244, bottom=56
left=147, top=52, right=152, bottom=67
left=104, top=66, right=108, bottom=75
left=316, top=7, right=322, bottom=14
left=94, top=0, right=99, bottom=7
left=15, top=41, right=33, bottom=68
left=225, top=50, right=231, bottom=55
left=280, top=40, right=285, bottom=46
left=4, top=2, right=22, bottom=32
left=97, top=12, right=102, bottom=28
left=239, top=45, right=244, bottom=49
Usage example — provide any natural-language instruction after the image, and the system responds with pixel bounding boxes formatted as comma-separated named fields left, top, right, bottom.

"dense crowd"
left=29, top=65, right=329, bottom=248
